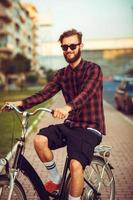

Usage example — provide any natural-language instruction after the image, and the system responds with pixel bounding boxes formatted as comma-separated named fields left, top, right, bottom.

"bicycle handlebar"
left=2, top=103, right=53, bottom=116
left=28, top=107, right=53, bottom=116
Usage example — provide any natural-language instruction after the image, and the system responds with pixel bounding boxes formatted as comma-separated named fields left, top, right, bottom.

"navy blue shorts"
left=38, top=123, right=102, bottom=168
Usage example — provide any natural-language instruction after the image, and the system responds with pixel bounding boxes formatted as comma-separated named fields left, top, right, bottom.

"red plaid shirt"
left=21, top=60, right=106, bottom=135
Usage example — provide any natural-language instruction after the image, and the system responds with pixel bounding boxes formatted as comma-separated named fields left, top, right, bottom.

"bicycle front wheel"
left=0, top=175, right=27, bottom=200
left=83, top=156, right=115, bottom=200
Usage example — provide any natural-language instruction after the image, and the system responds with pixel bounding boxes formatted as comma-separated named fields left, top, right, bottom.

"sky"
left=22, top=0, right=133, bottom=41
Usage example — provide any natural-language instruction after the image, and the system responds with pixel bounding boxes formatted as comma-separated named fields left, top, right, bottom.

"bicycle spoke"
left=0, top=176, right=26, bottom=200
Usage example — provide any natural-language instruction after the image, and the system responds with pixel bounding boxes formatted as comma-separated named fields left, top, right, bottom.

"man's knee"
left=34, top=134, right=48, bottom=148
left=69, top=159, right=83, bottom=174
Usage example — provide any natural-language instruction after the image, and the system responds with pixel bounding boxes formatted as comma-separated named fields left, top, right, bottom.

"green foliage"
left=0, top=89, right=39, bottom=106
left=1, top=53, right=31, bottom=75
left=40, top=66, right=56, bottom=82
left=0, top=111, right=22, bottom=156
left=46, top=69, right=55, bottom=82
left=26, top=72, right=38, bottom=84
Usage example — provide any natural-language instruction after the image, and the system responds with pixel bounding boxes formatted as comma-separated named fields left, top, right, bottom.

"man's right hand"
left=0, top=101, right=23, bottom=112
left=52, top=105, right=72, bottom=119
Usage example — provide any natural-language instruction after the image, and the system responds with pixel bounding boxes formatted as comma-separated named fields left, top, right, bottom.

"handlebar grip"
left=0, top=103, right=13, bottom=112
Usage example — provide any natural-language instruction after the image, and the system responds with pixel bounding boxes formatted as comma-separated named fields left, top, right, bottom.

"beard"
left=64, top=48, right=81, bottom=64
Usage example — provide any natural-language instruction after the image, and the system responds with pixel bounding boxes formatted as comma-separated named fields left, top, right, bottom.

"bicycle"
left=0, top=103, right=115, bottom=200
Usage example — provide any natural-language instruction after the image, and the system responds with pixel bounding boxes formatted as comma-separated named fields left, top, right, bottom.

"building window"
left=15, top=23, right=20, bottom=32
left=0, top=20, right=4, bottom=29
left=16, top=38, right=20, bottom=46
left=0, top=35, right=7, bottom=47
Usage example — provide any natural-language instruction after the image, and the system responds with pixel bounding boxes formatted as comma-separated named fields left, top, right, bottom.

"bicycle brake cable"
left=10, top=112, right=15, bottom=159
left=13, top=111, right=26, bottom=155
left=10, top=111, right=22, bottom=159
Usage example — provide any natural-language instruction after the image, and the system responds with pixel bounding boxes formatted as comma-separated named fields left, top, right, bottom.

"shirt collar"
left=68, top=59, right=84, bottom=72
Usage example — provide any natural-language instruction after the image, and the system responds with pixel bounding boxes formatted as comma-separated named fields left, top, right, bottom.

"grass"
left=0, top=89, right=41, bottom=106
left=0, top=89, right=52, bottom=157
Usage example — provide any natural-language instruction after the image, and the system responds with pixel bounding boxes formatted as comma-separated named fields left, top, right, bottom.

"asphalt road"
left=103, top=80, right=133, bottom=121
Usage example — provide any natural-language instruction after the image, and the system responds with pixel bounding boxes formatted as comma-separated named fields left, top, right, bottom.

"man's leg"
left=34, top=135, right=53, bottom=162
left=69, top=159, right=84, bottom=200
left=34, top=135, right=61, bottom=186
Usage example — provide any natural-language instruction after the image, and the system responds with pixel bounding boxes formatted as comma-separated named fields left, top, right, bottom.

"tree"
left=11, top=53, right=31, bottom=73
left=0, top=53, right=31, bottom=75
left=39, top=66, right=55, bottom=82
left=0, top=53, right=31, bottom=90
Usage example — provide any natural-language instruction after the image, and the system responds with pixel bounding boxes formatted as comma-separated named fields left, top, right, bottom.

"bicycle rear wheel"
left=0, top=175, right=27, bottom=200
left=63, top=156, right=115, bottom=200
left=83, top=156, right=115, bottom=200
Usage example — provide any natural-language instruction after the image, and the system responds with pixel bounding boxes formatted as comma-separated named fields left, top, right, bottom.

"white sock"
left=69, top=194, right=81, bottom=200
left=44, top=159, right=61, bottom=184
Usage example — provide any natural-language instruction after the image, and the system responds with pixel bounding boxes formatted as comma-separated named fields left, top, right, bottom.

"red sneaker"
left=44, top=180, right=60, bottom=193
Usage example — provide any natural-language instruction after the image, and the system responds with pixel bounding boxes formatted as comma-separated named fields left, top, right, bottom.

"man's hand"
left=52, top=105, right=72, bottom=119
left=0, top=101, right=23, bottom=112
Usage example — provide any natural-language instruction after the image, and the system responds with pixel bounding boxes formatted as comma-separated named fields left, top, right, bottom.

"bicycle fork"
left=7, top=170, right=18, bottom=200
left=0, top=157, right=19, bottom=200
left=6, top=141, right=23, bottom=200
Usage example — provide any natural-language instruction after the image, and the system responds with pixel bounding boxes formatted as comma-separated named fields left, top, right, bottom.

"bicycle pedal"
left=94, top=193, right=101, bottom=200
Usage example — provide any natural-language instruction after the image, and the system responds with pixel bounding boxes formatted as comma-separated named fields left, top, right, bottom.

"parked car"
left=114, top=80, right=133, bottom=114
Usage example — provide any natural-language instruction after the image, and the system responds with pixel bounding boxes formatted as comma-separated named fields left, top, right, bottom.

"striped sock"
left=44, top=159, right=61, bottom=184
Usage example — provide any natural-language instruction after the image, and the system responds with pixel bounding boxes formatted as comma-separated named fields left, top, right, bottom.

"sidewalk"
left=17, top=93, right=133, bottom=200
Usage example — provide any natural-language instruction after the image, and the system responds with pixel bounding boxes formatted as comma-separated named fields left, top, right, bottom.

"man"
left=2, top=29, right=105, bottom=200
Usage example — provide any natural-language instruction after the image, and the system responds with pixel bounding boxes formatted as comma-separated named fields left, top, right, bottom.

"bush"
left=26, top=73, right=38, bottom=84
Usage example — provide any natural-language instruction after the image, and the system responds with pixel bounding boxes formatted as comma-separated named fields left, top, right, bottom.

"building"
left=39, top=38, right=133, bottom=76
left=0, top=0, right=33, bottom=59
left=0, top=0, right=39, bottom=89
left=21, top=2, right=39, bottom=71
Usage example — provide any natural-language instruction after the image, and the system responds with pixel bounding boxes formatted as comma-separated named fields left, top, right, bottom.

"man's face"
left=61, top=35, right=82, bottom=64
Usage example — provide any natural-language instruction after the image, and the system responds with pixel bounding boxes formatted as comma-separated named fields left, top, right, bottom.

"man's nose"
left=67, top=47, right=72, bottom=51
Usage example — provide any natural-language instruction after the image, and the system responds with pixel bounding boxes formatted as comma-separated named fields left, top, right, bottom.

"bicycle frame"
left=3, top=143, right=70, bottom=200
left=17, top=155, right=52, bottom=200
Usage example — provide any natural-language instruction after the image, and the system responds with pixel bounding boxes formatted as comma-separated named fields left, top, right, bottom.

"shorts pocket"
left=82, top=141, right=94, bottom=164
left=81, top=131, right=99, bottom=163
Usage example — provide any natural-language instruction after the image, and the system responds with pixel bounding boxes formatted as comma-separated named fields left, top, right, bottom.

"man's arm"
left=18, top=71, right=61, bottom=111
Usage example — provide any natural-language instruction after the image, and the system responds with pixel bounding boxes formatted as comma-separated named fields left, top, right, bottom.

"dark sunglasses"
left=61, top=43, right=80, bottom=51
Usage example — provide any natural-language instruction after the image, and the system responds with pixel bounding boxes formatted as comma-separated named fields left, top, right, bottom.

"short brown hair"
left=59, top=29, right=82, bottom=44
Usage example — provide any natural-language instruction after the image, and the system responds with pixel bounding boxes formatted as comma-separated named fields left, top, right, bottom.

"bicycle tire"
left=0, top=175, right=27, bottom=200
left=63, top=156, right=115, bottom=200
